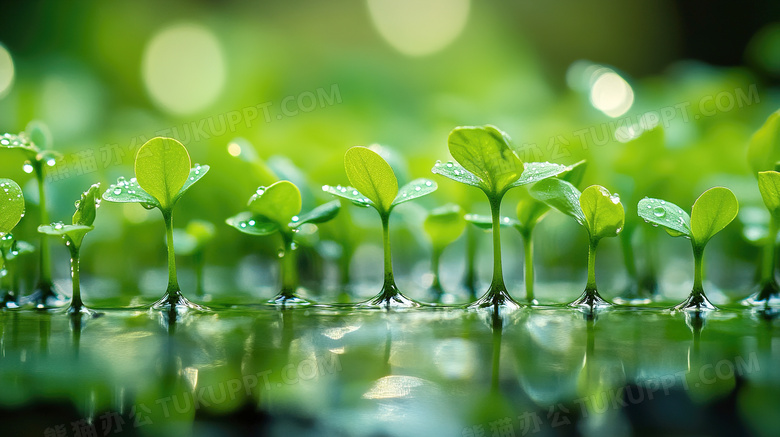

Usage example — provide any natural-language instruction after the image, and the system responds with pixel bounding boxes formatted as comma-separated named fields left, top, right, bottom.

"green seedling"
left=0, top=237, right=34, bottom=309
left=0, top=179, right=25, bottom=307
left=749, top=171, right=780, bottom=308
left=325, top=146, right=437, bottom=308
left=423, top=204, right=466, bottom=302
left=38, top=184, right=101, bottom=315
left=638, top=187, right=738, bottom=311
left=172, top=220, right=216, bottom=297
left=432, top=125, right=568, bottom=310
left=228, top=181, right=341, bottom=306
left=531, top=180, right=625, bottom=310
left=102, top=137, right=209, bottom=312
left=1, top=123, right=62, bottom=307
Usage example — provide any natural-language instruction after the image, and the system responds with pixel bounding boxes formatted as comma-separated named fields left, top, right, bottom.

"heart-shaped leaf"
left=392, top=178, right=437, bottom=208
left=580, top=185, right=624, bottom=241
left=690, top=187, right=739, bottom=248
left=344, top=146, right=398, bottom=213
left=637, top=198, right=692, bottom=238
left=102, top=177, right=160, bottom=209
left=226, top=212, right=280, bottom=236
left=431, top=160, right=482, bottom=188
left=465, top=214, right=519, bottom=230
left=0, top=179, right=25, bottom=235
left=758, top=171, right=780, bottom=221
left=249, top=181, right=302, bottom=227
left=173, top=164, right=209, bottom=204
left=448, top=125, right=524, bottom=194
left=508, top=161, right=570, bottom=188
left=134, top=137, right=191, bottom=210
left=322, top=184, right=374, bottom=208
left=424, top=204, right=466, bottom=250
left=748, top=110, right=780, bottom=175
left=72, top=183, right=101, bottom=227
left=291, top=200, right=341, bottom=228
left=529, top=178, right=586, bottom=225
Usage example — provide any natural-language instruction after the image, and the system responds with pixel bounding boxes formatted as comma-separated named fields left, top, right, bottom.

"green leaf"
left=748, top=110, right=780, bottom=175
left=392, top=178, right=437, bottom=208
left=561, top=160, right=588, bottom=186
left=344, top=146, right=398, bottom=213
left=173, top=164, right=209, bottom=204
left=25, top=120, right=52, bottom=150
left=465, top=214, right=518, bottom=230
left=322, top=184, right=374, bottom=208
left=508, top=162, right=570, bottom=188
left=0, top=132, right=39, bottom=160
left=431, top=160, right=482, bottom=188
left=529, top=178, right=585, bottom=225
left=758, top=171, right=780, bottom=221
left=102, top=176, right=160, bottom=209
left=248, top=181, right=301, bottom=227
left=447, top=125, right=524, bottom=194
left=0, top=179, right=25, bottom=235
left=515, top=191, right=549, bottom=232
left=579, top=185, right=625, bottom=241
left=690, top=187, right=739, bottom=247
left=424, top=204, right=466, bottom=249
left=637, top=197, right=692, bottom=238
left=185, top=220, right=216, bottom=247
left=291, top=200, right=341, bottom=228
left=134, top=137, right=191, bottom=210
left=72, top=183, right=101, bottom=227
left=226, top=211, right=279, bottom=236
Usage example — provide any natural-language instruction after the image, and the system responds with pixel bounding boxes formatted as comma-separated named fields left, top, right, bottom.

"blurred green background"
left=1, top=0, right=780, bottom=303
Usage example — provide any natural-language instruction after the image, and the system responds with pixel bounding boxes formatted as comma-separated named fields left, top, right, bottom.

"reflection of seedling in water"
left=423, top=204, right=466, bottom=303
left=325, top=146, right=437, bottom=308
left=432, top=125, right=568, bottom=310
left=531, top=180, right=625, bottom=310
left=102, top=137, right=209, bottom=312
left=38, top=184, right=102, bottom=315
left=1, top=123, right=62, bottom=307
left=0, top=179, right=26, bottom=308
left=638, top=187, right=738, bottom=311
left=173, top=220, right=216, bottom=298
left=228, top=181, right=341, bottom=306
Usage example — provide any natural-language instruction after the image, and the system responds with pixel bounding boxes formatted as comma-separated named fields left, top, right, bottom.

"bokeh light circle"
left=0, top=43, right=15, bottom=97
left=142, top=23, right=225, bottom=115
left=367, top=0, right=470, bottom=57
left=589, top=70, right=634, bottom=118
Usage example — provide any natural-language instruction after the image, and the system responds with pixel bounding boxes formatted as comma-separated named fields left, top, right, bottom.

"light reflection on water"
left=0, top=304, right=778, bottom=436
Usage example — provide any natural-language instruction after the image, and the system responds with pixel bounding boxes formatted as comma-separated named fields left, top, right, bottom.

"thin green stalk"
left=34, top=163, right=52, bottom=286
left=381, top=213, right=395, bottom=287
left=163, top=210, right=179, bottom=293
left=586, top=239, right=598, bottom=292
left=280, top=233, right=297, bottom=298
left=463, top=225, right=477, bottom=299
left=67, top=242, right=83, bottom=311
left=620, top=225, right=638, bottom=282
left=431, top=247, right=442, bottom=292
left=761, top=217, right=778, bottom=284
left=489, top=195, right=505, bottom=289
left=522, top=229, right=534, bottom=302
left=692, top=245, right=704, bottom=296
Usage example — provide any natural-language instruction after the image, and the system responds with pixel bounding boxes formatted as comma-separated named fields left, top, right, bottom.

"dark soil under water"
left=1, top=299, right=779, bottom=437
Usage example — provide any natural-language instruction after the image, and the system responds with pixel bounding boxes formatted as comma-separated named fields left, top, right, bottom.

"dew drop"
left=248, top=220, right=256, bottom=226
left=414, top=186, right=421, bottom=191
left=610, top=193, right=620, bottom=204
left=291, top=216, right=300, bottom=223
left=277, top=249, right=285, bottom=258
left=352, top=190, right=359, bottom=196
left=113, top=188, right=122, bottom=195
left=322, top=185, right=330, bottom=191
left=425, top=181, right=432, bottom=187
left=46, top=159, right=56, bottom=167
left=22, top=161, right=33, bottom=174
left=652, top=206, right=665, bottom=218
left=446, top=162, right=453, bottom=168
left=290, top=242, right=298, bottom=250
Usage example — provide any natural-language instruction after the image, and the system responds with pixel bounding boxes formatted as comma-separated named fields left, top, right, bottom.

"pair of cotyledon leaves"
left=0, top=123, right=62, bottom=168
left=324, top=146, right=438, bottom=215
left=227, top=180, right=341, bottom=236
left=102, top=137, right=209, bottom=211
left=39, top=183, right=102, bottom=246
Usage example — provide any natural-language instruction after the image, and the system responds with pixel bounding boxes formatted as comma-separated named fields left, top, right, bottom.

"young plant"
left=0, top=237, right=34, bottom=308
left=0, top=179, right=25, bottom=307
left=637, top=187, right=738, bottom=311
left=1, top=125, right=62, bottom=307
left=173, top=220, right=216, bottom=297
left=748, top=171, right=780, bottom=308
left=531, top=180, right=625, bottom=309
left=432, top=125, right=568, bottom=310
left=423, top=204, right=466, bottom=302
left=38, top=184, right=101, bottom=315
left=102, top=137, right=209, bottom=311
left=324, top=146, right=437, bottom=308
left=227, top=181, right=341, bottom=306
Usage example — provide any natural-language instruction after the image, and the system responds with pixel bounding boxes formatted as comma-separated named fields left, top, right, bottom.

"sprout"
left=638, top=187, right=739, bottom=311
left=423, top=204, right=466, bottom=302
left=325, top=146, right=437, bottom=308
left=0, top=178, right=25, bottom=308
left=228, top=181, right=341, bottom=306
left=432, top=125, right=568, bottom=311
left=102, top=137, right=209, bottom=312
left=38, top=184, right=101, bottom=316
